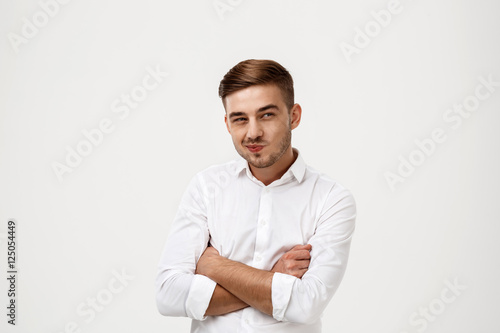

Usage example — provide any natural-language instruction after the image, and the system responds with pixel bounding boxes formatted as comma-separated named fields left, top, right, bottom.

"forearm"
left=205, top=257, right=274, bottom=316
left=205, top=284, right=249, bottom=316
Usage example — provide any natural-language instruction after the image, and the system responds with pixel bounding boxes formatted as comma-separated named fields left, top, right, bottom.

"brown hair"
left=218, top=59, right=294, bottom=111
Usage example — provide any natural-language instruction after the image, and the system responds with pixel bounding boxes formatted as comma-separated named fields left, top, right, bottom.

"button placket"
left=253, top=187, right=272, bottom=269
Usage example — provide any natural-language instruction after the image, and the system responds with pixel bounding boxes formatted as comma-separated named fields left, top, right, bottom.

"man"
left=156, top=59, right=356, bottom=332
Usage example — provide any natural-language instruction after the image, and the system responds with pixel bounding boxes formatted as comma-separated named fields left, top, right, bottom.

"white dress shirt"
left=156, top=148, right=356, bottom=333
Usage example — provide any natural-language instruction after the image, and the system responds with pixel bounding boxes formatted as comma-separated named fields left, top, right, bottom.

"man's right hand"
left=271, top=244, right=312, bottom=279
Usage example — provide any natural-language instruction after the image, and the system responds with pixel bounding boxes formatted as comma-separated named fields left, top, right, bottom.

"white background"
left=1, top=0, right=499, bottom=332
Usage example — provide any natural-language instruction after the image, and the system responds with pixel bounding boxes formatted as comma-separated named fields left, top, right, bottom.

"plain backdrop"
left=1, top=0, right=499, bottom=332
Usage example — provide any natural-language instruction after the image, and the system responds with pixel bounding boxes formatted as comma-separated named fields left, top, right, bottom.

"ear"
left=290, top=103, right=302, bottom=130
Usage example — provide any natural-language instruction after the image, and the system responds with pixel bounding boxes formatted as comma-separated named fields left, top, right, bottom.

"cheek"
left=230, top=129, right=244, bottom=144
left=269, top=123, right=288, bottom=138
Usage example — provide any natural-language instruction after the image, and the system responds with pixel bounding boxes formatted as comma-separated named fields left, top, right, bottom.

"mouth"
left=246, top=145, right=264, bottom=153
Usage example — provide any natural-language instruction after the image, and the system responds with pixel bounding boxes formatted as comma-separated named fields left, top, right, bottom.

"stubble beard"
left=237, top=126, right=292, bottom=169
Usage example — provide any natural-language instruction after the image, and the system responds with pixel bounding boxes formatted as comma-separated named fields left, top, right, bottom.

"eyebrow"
left=257, top=104, right=279, bottom=113
left=228, top=104, right=279, bottom=119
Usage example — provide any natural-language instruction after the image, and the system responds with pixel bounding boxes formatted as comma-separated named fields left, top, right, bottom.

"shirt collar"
left=234, top=147, right=306, bottom=184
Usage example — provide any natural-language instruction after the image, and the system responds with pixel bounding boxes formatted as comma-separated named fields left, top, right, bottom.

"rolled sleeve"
left=186, top=274, right=217, bottom=320
left=271, top=272, right=297, bottom=321
left=156, top=175, right=213, bottom=318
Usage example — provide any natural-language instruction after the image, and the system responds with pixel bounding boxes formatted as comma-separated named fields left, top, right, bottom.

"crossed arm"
left=196, top=244, right=312, bottom=317
left=156, top=181, right=356, bottom=322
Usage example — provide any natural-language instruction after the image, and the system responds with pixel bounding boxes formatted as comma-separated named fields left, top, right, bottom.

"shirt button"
left=245, top=318, right=249, bottom=324
left=255, top=255, right=262, bottom=262
left=260, top=219, right=267, bottom=226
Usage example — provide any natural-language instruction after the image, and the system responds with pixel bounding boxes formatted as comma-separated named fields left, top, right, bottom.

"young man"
left=156, top=59, right=356, bottom=332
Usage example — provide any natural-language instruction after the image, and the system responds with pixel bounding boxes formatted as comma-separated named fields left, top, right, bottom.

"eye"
left=233, top=117, right=247, bottom=122
left=262, top=113, right=274, bottom=118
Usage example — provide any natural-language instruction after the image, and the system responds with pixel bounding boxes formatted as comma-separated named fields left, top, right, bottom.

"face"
left=224, top=84, right=301, bottom=169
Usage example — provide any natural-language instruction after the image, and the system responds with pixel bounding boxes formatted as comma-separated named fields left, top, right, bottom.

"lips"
left=246, top=145, right=264, bottom=153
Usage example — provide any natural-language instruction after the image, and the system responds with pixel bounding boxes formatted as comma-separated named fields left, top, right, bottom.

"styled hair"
left=218, top=59, right=294, bottom=111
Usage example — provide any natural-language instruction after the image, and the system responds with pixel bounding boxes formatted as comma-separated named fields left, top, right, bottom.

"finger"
left=288, top=259, right=309, bottom=271
left=294, top=267, right=309, bottom=279
left=297, top=259, right=310, bottom=270
left=288, top=249, right=311, bottom=260
left=298, top=249, right=311, bottom=259
left=292, top=265, right=309, bottom=274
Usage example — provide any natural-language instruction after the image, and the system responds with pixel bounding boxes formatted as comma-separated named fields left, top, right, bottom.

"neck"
left=249, top=146, right=297, bottom=186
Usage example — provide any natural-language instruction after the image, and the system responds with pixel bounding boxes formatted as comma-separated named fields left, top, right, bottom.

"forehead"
left=224, top=84, right=285, bottom=113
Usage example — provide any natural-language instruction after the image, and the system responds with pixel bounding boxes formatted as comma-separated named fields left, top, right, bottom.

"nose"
left=246, top=119, right=263, bottom=141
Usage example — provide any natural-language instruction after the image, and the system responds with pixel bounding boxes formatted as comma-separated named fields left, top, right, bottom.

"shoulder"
left=186, top=159, right=242, bottom=196
left=302, top=166, right=356, bottom=234
left=305, top=164, right=354, bottom=198
left=178, top=159, right=241, bottom=205
left=302, top=164, right=356, bottom=217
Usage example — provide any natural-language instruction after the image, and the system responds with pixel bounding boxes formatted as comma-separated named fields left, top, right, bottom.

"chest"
left=206, top=185, right=318, bottom=269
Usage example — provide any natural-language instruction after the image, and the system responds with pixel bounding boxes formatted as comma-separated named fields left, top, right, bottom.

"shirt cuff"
left=185, top=274, right=217, bottom=321
left=271, top=272, right=297, bottom=321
